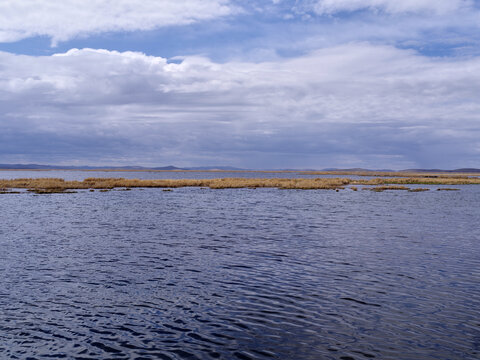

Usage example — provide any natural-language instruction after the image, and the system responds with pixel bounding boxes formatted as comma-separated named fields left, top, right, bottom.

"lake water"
left=0, top=169, right=366, bottom=181
left=0, top=171, right=479, bottom=359
left=0, top=170, right=313, bottom=180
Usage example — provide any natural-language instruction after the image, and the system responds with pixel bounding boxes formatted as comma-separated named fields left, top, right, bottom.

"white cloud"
left=307, top=0, right=473, bottom=15
left=0, top=0, right=236, bottom=45
left=0, top=45, right=479, bottom=168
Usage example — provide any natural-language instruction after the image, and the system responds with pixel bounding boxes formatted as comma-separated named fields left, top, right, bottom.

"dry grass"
left=27, top=188, right=77, bottom=194
left=0, top=175, right=478, bottom=193
left=0, top=177, right=349, bottom=191
left=351, top=177, right=480, bottom=186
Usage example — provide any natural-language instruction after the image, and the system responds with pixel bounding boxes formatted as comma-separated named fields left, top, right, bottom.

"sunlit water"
left=0, top=172, right=479, bottom=359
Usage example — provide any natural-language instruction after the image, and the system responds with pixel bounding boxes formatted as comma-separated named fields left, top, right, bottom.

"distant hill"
left=152, top=166, right=184, bottom=170
left=322, top=168, right=480, bottom=173
left=0, top=163, right=184, bottom=170
left=185, top=166, right=244, bottom=171
left=1, top=164, right=479, bottom=173
left=403, top=168, right=480, bottom=173
left=0, top=163, right=244, bottom=171
left=322, top=168, right=394, bottom=172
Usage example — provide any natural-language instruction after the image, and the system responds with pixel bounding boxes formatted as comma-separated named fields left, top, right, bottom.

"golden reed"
left=0, top=175, right=478, bottom=193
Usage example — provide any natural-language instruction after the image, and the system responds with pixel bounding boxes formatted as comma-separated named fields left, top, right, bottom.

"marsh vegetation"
left=0, top=172, right=478, bottom=193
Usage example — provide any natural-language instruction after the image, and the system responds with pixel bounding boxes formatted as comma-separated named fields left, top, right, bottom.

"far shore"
left=1, top=168, right=480, bottom=177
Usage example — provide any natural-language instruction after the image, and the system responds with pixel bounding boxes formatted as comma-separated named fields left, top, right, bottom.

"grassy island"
left=0, top=171, right=478, bottom=193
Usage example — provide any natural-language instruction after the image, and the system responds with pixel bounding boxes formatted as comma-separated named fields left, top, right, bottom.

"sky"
left=0, top=0, right=479, bottom=169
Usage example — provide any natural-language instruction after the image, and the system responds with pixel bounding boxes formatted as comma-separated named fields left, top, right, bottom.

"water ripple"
left=0, top=185, right=479, bottom=359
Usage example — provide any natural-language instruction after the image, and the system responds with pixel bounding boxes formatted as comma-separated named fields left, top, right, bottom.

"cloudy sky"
left=1, top=0, right=479, bottom=169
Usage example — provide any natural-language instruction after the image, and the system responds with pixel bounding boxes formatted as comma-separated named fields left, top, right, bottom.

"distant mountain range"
left=0, top=164, right=479, bottom=172
left=402, top=168, right=480, bottom=173
left=0, top=164, right=244, bottom=171
left=321, top=168, right=395, bottom=172
left=316, top=167, right=480, bottom=173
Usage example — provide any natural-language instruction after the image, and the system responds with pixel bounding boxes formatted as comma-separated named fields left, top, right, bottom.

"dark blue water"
left=0, top=181, right=479, bottom=359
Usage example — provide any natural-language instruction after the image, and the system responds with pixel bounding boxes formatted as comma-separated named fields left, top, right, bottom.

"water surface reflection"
left=0, top=187, right=479, bottom=359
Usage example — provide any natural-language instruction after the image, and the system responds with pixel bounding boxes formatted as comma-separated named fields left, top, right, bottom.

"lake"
left=0, top=171, right=479, bottom=359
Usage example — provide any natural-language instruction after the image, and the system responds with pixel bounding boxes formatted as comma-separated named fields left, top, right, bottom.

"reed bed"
left=352, top=177, right=480, bottom=186
left=363, top=185, right=410, bottom=192
left=361, top=185, right=430, bottom=192
left=0, top=176, right=478, bottom=193
left=0, top=177, right=350, bottom=191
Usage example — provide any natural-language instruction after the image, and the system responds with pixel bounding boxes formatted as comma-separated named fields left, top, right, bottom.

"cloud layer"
left=1, top=45, right=479, bottom=168
left=297, top=0, right=473, bottom=15
left=0, top=0, right=235, bottom=45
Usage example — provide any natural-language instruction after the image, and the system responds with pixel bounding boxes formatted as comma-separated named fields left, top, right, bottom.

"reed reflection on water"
left=0, top=180, right=479, bottom=359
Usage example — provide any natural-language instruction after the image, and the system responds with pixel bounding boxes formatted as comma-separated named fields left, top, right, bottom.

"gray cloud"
left=0, top=45, right=479, bottom=168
